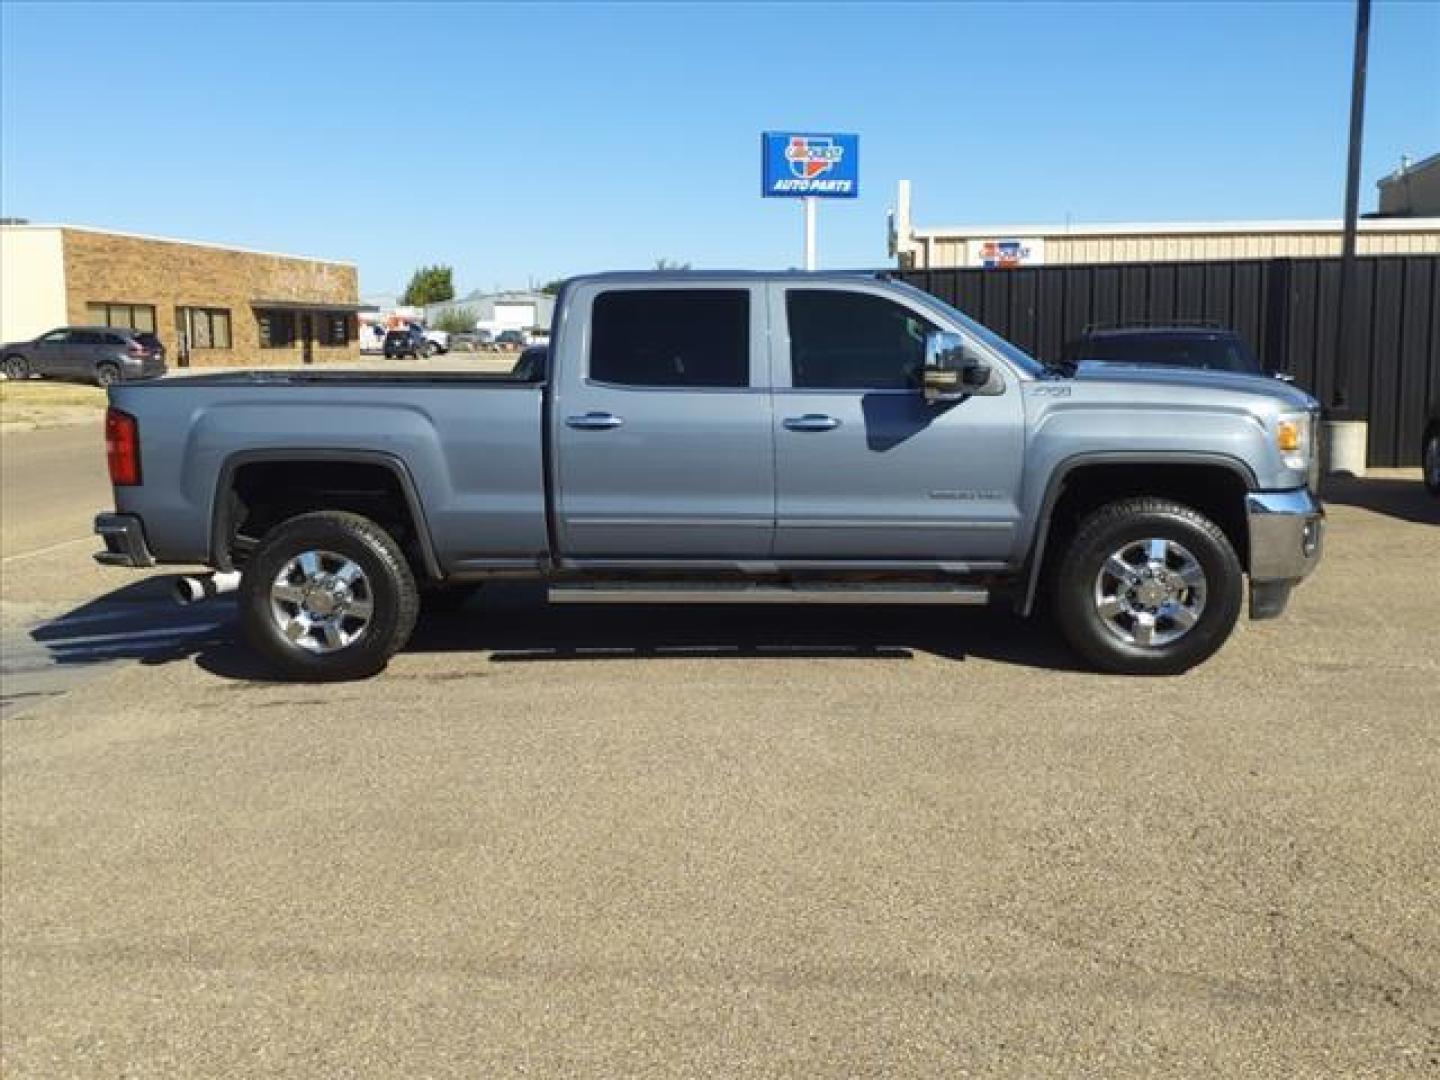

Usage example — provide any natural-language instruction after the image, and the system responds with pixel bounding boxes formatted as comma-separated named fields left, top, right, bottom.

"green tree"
left=431, top=307, right=476, bottom=334
left=539, top=279, right=567, bottom=295
left=400, top=265, right=456, bottom=306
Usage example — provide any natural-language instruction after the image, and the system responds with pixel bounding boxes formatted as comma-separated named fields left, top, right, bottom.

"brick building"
left=0, top=223, right=367, bottom=367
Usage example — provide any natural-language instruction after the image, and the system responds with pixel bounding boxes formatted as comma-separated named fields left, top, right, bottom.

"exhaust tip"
left=174, top=576, right=206, bottom=605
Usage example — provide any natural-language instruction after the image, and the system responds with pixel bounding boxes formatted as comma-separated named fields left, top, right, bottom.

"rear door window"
left=71, top=331, right=104, bottom=345
left=589, top=289, right=749, bottom=388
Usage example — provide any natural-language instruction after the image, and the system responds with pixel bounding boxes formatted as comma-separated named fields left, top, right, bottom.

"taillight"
left=127, top=342, right=147, bottom=357
left=105, top=408, right=141, bottom=486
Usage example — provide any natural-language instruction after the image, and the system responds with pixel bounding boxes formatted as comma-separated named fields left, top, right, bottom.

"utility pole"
left=1335, top=0, right=1371, bottom=410
left=1327, top=0, right=1371, bottom=473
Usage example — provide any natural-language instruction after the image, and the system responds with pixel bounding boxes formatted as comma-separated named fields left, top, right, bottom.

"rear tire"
left=240, top=511, right=419, bottom=681
left=1052, top=497, right=1243, bottom=675
left=95, top=362, right=121, bottom=387
left=4, top=355, right=30, bottom=380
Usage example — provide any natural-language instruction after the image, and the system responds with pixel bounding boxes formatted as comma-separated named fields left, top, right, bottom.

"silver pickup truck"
left=94, top=272, right=1323, bottom=681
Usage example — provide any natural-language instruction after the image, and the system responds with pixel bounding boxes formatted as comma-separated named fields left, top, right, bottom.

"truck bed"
left=108, top=375, right=549, bottom=571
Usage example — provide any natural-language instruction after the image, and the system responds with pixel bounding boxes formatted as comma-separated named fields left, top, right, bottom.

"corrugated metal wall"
left=900, top=254, right=1440, bottom=468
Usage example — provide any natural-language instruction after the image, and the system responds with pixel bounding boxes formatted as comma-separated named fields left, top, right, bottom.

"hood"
left=1073, top=361, right=1318, bottom=411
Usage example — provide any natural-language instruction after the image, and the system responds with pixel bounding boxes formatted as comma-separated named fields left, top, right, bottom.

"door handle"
left=565, top=412, right=625, bottom=430
left=783, top=414, right=841, bottom=432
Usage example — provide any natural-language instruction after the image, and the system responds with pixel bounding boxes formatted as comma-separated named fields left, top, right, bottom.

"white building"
left=425, top=290, right=555, bottom=332
left=888, top=180, right=1440, bottom=269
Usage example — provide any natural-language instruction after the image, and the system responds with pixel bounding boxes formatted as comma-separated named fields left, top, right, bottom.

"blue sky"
left=2, top=1, right=1436, bottom=295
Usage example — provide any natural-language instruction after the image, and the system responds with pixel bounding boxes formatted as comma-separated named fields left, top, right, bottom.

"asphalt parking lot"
left=2, top=416, right=1438, bottom=1076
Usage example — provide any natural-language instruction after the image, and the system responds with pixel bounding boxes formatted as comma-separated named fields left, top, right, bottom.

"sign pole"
left=803, top=197, right=817, bottom=271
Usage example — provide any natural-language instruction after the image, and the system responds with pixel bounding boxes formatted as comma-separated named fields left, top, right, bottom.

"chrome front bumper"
left=94, top=513, right=155, bottom=568
left=1246, top=489, right=1324, bottom=620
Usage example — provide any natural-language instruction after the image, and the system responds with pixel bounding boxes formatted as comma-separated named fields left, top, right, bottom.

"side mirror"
left=922, top=331, right=990, bottom=402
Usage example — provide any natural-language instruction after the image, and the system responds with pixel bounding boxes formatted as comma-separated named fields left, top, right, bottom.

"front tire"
left=3, top=354, right=29, bottom=380
left=1052, top=497, right=1243, bottom=675
left=240, top=511, right=419, bottom=681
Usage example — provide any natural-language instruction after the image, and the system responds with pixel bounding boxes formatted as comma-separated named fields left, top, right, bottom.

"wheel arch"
left=209, top=449, right=443, bottom=581
left=1018, top=452, right=1257, bottom=617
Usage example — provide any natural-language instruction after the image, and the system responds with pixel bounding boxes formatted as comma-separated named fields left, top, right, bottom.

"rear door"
left=769, top=282, right=1026, bottom=561
left=70, top=330, right=108, bottom=377
left=30, top=329, right=74, bottom=376
left=552, top=283, right=774, bottom=559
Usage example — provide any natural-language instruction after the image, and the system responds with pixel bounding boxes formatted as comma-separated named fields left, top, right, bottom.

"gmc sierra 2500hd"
left=95, top=272, right=1323, bottom=680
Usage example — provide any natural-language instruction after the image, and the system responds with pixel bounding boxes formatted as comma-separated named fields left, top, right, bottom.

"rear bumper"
left=94, top=513, right=155, bottom=567
left=1246, top=488, right=1324, bottom=620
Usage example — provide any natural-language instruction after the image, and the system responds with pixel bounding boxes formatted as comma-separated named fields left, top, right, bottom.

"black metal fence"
left=900, top=255, right=1439, bottom=468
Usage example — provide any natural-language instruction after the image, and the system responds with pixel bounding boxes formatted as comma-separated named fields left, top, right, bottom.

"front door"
left=552, top=283, right=774, bottom=559
left=770, top=283, right=1026, bottom=562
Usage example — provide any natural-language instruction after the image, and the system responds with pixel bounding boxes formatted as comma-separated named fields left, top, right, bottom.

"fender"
left=208, top=448, right=443, bottom=580
left=1016, top=451, right=1259, bottom=617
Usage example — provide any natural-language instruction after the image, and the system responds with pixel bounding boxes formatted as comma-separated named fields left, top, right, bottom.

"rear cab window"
left=588, top=289, right=749, bottom=388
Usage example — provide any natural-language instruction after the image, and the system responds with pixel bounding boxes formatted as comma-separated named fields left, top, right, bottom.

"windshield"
left=886, top=280, right=1047, bottom=377
left=1078, top=333, right=1261, bottom=374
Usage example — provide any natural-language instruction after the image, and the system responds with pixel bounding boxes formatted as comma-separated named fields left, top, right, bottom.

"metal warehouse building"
left=424, top=290, right=555, bottom=332
left=889, top=180, right=1440, bottom=269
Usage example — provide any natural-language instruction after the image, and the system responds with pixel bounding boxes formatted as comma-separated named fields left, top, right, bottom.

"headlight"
left=1274, top=411, right=1313, bottom=472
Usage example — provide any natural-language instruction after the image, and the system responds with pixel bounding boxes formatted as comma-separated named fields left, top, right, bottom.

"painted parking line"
left=0, top=536, right=93, bottom=563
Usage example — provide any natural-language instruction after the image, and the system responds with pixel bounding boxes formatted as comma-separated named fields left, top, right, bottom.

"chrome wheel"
left=1093, top=537, right=1207, bottom=648
left=269, top=549, right=374, bottom=654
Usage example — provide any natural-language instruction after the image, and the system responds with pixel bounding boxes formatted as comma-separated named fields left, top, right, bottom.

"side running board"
left=548, top=583, right=990, bottom=606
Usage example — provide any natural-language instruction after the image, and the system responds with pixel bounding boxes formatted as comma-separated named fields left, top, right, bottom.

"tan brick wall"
left=61, top=228, right=360, bottom=367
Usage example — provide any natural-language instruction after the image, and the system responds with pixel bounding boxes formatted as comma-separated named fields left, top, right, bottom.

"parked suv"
left=1066, top=323, right=1267, bottom=377
left=382, top=326, right=427, bottom=359
left=2, top=326, right=166, bottom=386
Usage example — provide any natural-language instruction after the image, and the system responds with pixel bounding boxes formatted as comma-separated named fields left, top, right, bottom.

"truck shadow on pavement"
left=26, top=576, right=236, bottom=668
left=1320, top=476, right=1440, bottom=525
left=26, top=579, right=1088, bottom=683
